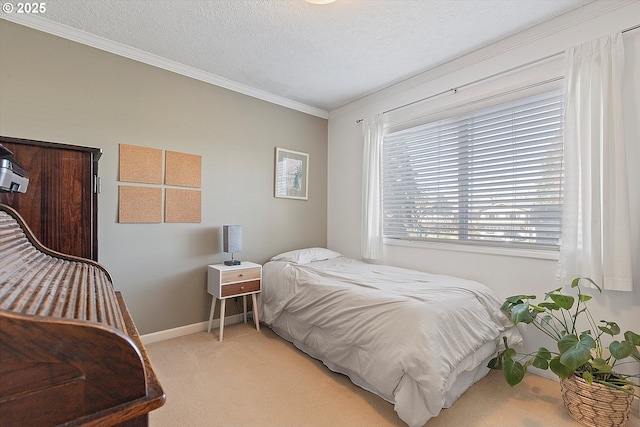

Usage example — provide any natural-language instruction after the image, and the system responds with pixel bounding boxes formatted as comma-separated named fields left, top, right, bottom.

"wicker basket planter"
left=491, top=279, right=640, bottom=426
left=560, top=375, right=634, bottom=427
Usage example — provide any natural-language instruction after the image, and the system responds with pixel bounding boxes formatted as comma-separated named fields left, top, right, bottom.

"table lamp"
left=223, top=225, right=242, bottom=266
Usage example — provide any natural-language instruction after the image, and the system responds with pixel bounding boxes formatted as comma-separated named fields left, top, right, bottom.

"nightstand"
left=207, top=261, right=262, bottom=341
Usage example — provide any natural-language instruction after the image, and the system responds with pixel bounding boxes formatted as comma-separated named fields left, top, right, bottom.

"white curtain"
left=361, top=114, right=384, bottom=261
left=559, top=32, right=633, bottom=291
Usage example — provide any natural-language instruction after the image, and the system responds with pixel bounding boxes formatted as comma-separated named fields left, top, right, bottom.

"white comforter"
left=259, top=257, right=522, bottom=426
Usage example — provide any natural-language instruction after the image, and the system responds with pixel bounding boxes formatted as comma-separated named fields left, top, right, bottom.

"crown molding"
left=1, top=14, right=329, bottom=119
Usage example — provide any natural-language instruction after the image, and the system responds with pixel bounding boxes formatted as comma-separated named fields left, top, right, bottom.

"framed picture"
left=274, top=147, right=308, bottom=200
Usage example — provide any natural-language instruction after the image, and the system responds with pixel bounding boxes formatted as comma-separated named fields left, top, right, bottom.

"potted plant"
left=489, top=277, right=640, bottom=427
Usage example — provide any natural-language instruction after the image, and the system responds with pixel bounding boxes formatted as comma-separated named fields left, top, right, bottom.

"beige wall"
left=0, top=20, right=328, bottom=334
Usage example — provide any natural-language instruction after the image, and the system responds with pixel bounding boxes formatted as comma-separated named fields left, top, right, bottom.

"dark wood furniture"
left=0, top=136, right=101, bottom=261
left=0, top=204, right=165, bottom=426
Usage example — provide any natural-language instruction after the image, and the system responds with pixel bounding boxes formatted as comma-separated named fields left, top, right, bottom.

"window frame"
left=381, top=82, right=565, bottom=257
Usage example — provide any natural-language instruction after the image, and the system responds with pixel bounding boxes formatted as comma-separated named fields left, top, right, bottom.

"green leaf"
left=623, top=331, right=640, bottom=361
left=488, top=355, right=503, bottom=370
left=531, top=347, right=551, bottom=369
left=591, top=358, right=612, bottom=373
left=598, top=326, right=614, bottom=336
left=538, top=302, right=560, bottom=310
left=503, top=347, right=516, bottom=359
left=505, top=295, right=535, bottom=304
left=558, top=333, right=595, bottom=370
left=578, top=294, right=592, bottom=302
left=545, top=287, right=563, bottom=297
left=609, top=341, right=633, bottom=360
left=598, top=321, right=620, bottom=336
left=503, top=358, right=525, bottom=386
left=540, top=314, right=553, bottom=328
left=549, top=356, right=574, bottom=379
left=510, top=302, right=533, bottom=324
left=537, top=347, right=552, bottom=359
left=548, top=293, right=574, bottom=310
left=624, top=331, right=640, bottom=345
left=582, top=371, right=593, bottom=384
left=529, top=304, right=546, bottom=313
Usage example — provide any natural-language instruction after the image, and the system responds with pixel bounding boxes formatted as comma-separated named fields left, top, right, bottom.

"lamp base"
left=224, top=260, right=241, bottom=266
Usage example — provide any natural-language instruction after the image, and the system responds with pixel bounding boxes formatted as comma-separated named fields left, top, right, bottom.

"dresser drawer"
left=221, top=267, right=261, bottom=284
left=221, top=280, right=261, bottom=297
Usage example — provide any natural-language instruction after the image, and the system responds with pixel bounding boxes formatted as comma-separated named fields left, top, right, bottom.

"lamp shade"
left=223, top=225, right=242, bottom=253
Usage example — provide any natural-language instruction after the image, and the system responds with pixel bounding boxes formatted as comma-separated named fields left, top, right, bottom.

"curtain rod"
left=356, top=23, right=640, bottom=124
left=385, top=75, right=564, bottom=131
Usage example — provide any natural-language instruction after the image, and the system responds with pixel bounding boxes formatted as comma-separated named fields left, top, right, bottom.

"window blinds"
left=382, top=90, right=564, bottom=250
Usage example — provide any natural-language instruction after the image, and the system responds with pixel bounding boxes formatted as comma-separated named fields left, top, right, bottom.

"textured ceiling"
left=11, top=0, right=591, bottom=113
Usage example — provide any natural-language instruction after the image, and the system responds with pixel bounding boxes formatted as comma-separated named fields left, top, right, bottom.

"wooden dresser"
left=0, top=204, right=165, bottom=426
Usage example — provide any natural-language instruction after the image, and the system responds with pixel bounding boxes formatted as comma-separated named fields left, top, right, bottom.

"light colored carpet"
left=146, top=323, right=639, bottom=427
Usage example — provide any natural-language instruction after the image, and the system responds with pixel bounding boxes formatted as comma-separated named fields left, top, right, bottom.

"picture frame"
left=274, top=147, right=309, bottom=200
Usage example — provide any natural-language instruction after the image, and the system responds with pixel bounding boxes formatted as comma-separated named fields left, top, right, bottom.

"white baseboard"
left=141, top=313, right=248, bottom=345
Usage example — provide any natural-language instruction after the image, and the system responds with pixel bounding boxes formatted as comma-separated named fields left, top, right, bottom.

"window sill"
left=383, top=238, right=560, bottom=261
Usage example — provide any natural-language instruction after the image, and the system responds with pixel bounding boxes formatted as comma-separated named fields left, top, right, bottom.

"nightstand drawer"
left=221, top=279, right=261, bottom=297
left=221, top=267, right=261, bottom=284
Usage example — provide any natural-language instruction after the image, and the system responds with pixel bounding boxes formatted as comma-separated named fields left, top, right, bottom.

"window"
left=382, top=90, right=564, bottom=250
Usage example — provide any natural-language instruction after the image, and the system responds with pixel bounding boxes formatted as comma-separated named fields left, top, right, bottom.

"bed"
left=259, top=248, right=523, bottom=427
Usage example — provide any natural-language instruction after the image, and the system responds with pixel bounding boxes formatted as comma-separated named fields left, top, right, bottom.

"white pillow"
left=271, top=247, right=342, bottom=264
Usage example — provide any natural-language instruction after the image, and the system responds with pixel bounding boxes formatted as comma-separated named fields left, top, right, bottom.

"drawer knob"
left=240, top=286, right=245, bottom=290
left=239, top=273, right=244, bottom=277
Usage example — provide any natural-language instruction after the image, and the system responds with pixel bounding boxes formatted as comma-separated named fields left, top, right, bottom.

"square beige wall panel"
left=165, top=150, right=202, bottom=188
left=118, top=186, right=163, bottom=223
left=165, top=188, right=201, bottom=223
left=119, top=144, right=163, bottom=184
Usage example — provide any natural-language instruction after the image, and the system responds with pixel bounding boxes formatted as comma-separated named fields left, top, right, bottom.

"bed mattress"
left=259, top=254, right=522, bottom=426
